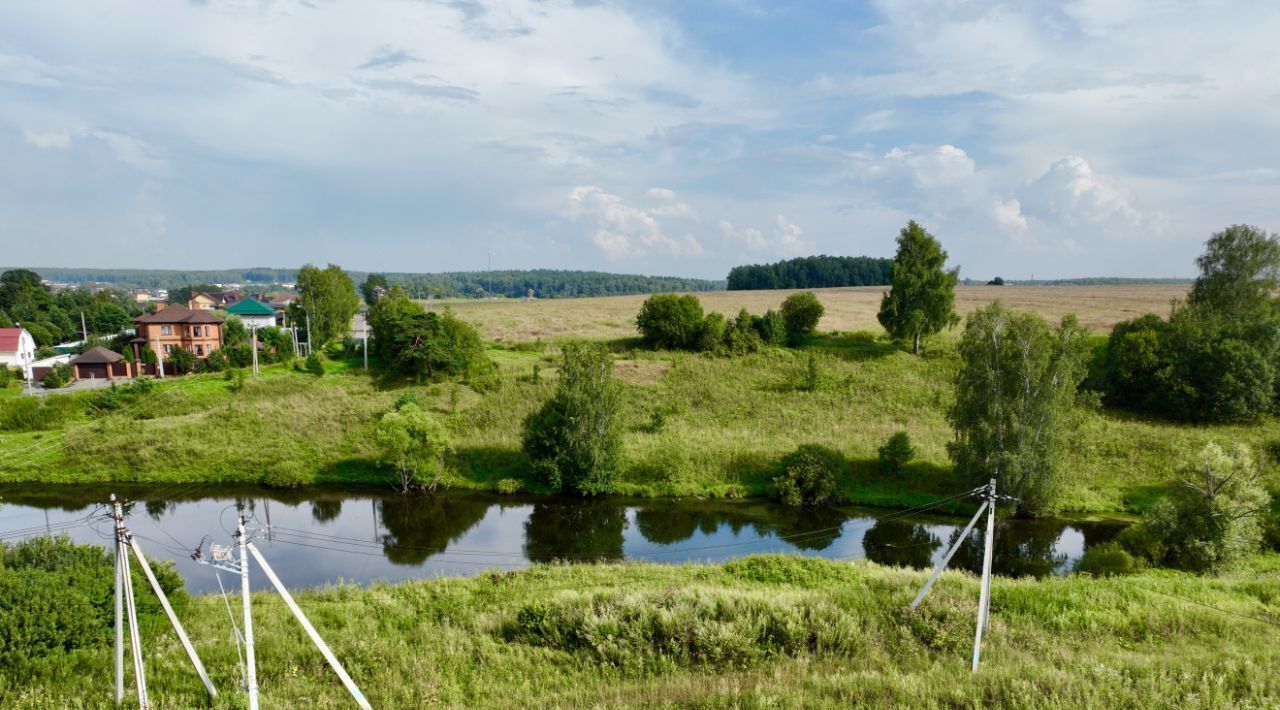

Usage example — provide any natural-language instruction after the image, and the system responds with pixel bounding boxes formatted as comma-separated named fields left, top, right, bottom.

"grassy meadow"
left=1, top=284, right=1276, bottom=515
left=6, top=553, right=1278, bottom=708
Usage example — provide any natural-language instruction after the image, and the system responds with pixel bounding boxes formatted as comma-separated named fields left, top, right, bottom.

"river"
left=0, top=485, right=1125, bottom=594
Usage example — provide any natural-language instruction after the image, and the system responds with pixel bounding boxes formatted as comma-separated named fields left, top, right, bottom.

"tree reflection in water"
left=632, top=502, right=847, bottom=552
left=947, top=518, right=1068, bottom=578
left=862, top=519, right=941, bottom=569
left=310, top=499, right=343, bottom=523
left=377, top=494, right=492, bottom=565
left=524, top=499, right=626, bottom=562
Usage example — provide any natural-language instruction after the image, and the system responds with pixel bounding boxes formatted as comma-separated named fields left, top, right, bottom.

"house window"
left=196, top=345, right=204, bottom=356
left=163, top=344, right=173, bottom=354
left=161, top=325, right=172, bottom=336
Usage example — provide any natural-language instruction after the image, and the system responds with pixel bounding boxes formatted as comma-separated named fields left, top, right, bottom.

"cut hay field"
left=438, top=284, right=1189, bottom=343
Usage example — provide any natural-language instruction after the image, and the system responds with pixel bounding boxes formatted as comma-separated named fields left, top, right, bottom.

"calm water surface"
left=0, top=485, right=1124, bottom=594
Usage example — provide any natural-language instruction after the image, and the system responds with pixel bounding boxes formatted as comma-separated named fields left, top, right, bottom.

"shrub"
left=522, top=342, right=623, bottom=495
left=635, top=294, right=706, bottom=350
left=696, top=312, right=727, bottom=353
left=878, top=431, right=915, bottom=475
left=262, top=460, right=309, bottom=488
left=773, top=444, right=844, bottom=506
left=780, top=292, right=824, bottom=342
left=755, top=309, right=787, bottom=346
left=225, top=368, right=247, bottom=393
left=166, top=347, right=196, bottom=374
left=305, top=352, right=325, bottom=376
left=722, top=309, right=764, bottom=355
left=1074, top=542, right=1138, bottom=576
left=1122, top=443, right=1269, bottom=573
left=41, top=362, right=73, bottom=389
left=648, top=410, right=666, bottom=433
left=501, top=585, right=860, bottom=672
left=375, top=402, right=453, bottom=493
left=497, top=478, right=522, bottom=495
left=368, top=290, right=490, bottom=381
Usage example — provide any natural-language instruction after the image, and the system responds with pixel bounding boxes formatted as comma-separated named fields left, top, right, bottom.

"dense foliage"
left=779, top=291, right=824, bottom=341
left=293, top=263, right=360, bottom=347
left=0, top=269, right=145, bottom=346
left=773, top=444, right=844, bottom=506
left=0, top=536, right=180, bottom=677
left=877, top=221, right=960, bottom=354
left=1118, top=443, right=1270, bottom=573
left=726, top=255, right=892, bottom=291
left=386, top=270, right=723, bottom=299
left=949, top=302, right=1092, bottom=516
left=878, top=431, right=915, bottom=475
left=522, top=342, right=623, bottom=495
left=635, top=294, right=798, bottom=355
left=1100, top=225, right=1280, bottom=423
left=375, top=401, right=453, bottom=492
left=368, top=288, right=489, bottom=381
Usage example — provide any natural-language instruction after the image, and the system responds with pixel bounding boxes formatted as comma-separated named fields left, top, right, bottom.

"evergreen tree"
left=877, top=221, right=960, bottom=354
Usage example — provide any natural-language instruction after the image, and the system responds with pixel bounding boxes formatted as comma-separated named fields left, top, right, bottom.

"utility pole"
left=909, top=479, right=1008, bottom=673
left=238, top=504, right=259, bottom=710
left=251, top=325, right=259, bottom=377
left=81, top=311, right=89, bottom=343
left=152, top=339, right=165, bottom=379
left=111, top=495, right=148, bottom=708
left=972, top=478, right=997, bottom=672
left=362, top=315, right=368, bottom=371
left=110, top=494, right=217, bottom=706
left=304, top=311, right=312, bottom=358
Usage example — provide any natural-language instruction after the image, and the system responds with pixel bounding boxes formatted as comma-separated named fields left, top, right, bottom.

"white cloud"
left=568, top=185, right=704, bottom=260
left=1019, top=156, right=1141, bottom=227
left=646, top=187, right=677, bottom=200
left=23, top=129, right=69, bottom=149
left=720, top=215, right=814, bottom=257
left=991, top=198, right=1027, bottom=234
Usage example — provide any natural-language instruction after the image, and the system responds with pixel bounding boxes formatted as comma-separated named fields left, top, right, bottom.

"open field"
left=440, top=284, right=1190, bottom=342
left=2, top=337, right=1276, bottom=515
left=6, top=553, right=1278, bottom=708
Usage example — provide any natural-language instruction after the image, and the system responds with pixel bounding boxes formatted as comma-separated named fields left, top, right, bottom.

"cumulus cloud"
left=1019, top=156, right=1141, bottom=227
left=567, top=186, right=704, bottom=260
left=719, top=215, right=814, bottom=257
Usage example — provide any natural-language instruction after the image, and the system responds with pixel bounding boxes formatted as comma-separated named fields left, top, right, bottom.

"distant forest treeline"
left=726, top=255, right=893, bottom=291
left=9, top=267, right=725, bottom=299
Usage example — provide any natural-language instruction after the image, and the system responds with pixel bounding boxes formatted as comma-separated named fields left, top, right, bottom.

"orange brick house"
left=131, top=305, right=224, bottom=362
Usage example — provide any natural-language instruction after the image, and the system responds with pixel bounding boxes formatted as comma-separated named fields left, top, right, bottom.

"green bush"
left=1074, top=542, right=1138, bottom=576
left=755, top=309, right=787, bottom=346
left=522, top=342, right=623, bottom=495
left=780, top=291, right=824, bottom=342
left=501, top=586, right=860, bottom=672
left=497, top=478, right=522, bottom=495
left=695, top=312, right=727, bottom=352
left=1121, top=443, right=1269, bottom=573
left=41, top=362, right=73, bottom=389
left=635, top=294, right=706, bottom=350
left=305, top=352, right=325, bottom=376
left=773, top=444, right=844, bottom=506
left=166, top=347, right=196, bottom=374
left=263, top=460, right=310, bottom=488
left=0, top=537, right=180, bottom=676
left=0, top=396, right=84, bottom=431
left=878, top=431, right=915, bottom=475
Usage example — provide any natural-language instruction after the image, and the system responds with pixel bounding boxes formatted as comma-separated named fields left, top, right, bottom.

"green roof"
left=226, top=298, right=277, bottom=316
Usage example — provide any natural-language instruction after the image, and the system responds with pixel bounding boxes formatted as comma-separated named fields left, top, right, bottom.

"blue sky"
left=1, top=0, right=1277, bottom=279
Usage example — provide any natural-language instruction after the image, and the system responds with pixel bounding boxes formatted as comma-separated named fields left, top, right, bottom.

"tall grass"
left=5, top=554, right=1277, bottom=708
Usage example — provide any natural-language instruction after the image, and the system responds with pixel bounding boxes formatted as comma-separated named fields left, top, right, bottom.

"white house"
left=225, top=298, right=278, bottom=330
left=0, top=327, right=37, bottom=381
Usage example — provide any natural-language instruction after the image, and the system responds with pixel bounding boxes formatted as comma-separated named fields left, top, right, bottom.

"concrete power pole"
left=251, top=326, right=259, bottom=377
left=238, top=504, right=259, bottom=710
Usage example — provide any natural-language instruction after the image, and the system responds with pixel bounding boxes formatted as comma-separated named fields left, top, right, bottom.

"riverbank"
left=2, top=339, right=1277, bottom=515
left=6, top=553, right=1278, bottom=708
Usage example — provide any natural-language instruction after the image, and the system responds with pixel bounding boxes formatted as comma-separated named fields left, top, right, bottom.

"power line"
left=1117, top=578, right=1280, bottom=630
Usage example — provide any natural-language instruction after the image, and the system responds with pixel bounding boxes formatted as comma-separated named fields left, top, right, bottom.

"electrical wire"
left=1116, top=578, right=1280, bottom=630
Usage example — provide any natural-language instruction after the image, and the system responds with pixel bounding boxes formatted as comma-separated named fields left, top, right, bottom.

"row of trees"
left=634, top=292, right=824, bottom=354
left=0, top=269, right=142, bottom=347
left=376, top=269, right=723, bottom=299
left=726, top=255, right=892, bottom=291
left=1100, top=225, right=1280, bottom=423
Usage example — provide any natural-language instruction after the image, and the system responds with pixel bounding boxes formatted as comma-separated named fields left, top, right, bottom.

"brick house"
left=132, top=305, right=224, bottom=362
left=189, top=291, right=239, bottom=310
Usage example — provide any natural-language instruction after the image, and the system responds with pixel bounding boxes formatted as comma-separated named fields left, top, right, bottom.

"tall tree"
left=948, top=302, right=1092, bottom=516
left=522, top=342, right=623, bottom=496
left=295, top=264, right=359, bottom=346
left=361, top=273, right=390, bottom=305
left=877, top=221, right=960, bottom=354
left=1188, top=224, right=1280, bottom=320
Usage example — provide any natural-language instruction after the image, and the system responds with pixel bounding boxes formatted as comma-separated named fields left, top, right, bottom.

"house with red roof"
left=132, top=304, right=224, bottom=363
left=0, top=327, right=37, bottom=381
